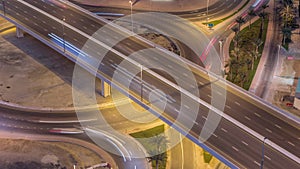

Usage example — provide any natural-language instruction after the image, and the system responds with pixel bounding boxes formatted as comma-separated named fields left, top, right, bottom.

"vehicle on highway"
left=49, top=128, right=84, bottom=134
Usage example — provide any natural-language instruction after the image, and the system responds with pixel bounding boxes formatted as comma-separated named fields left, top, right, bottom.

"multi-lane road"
left=1, top=0, right=300, bottom=168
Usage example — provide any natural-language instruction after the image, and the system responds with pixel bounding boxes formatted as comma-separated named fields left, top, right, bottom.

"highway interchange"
left=1, top=0, right=300, bottom=168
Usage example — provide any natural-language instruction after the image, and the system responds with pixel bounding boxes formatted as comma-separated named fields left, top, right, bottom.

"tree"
left=146, top=134, right=169, bottom=169
left=248, top=9, right=257, bottom=29
left=258, top=11, right=268, bottom=39
left=236, top=16, right=246, bottom=32
left=280, top=5, right=295, bottom=27
left=282, top=27, right=292, bottom=45
left=262, top=4, right=269, bottom=13
left=231, top=27, right=239, bottom=48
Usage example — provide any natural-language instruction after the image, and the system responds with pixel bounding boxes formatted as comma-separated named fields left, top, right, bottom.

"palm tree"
left=146, top=134, right=169, bottom=169
left=231, top=27, right=239, bottom=48
left=252, top=38, right=263, bottom=54
left=282, top=27, right=292, bottom=45
left=248, top=9, right=256, bottom=29
left=258, top=11, right=268, bottom=39
left=262, top=4, right=269, bottom=13
left=236, top=16, right=246, bottom=32
left=280, top=5, right=295, bottom=27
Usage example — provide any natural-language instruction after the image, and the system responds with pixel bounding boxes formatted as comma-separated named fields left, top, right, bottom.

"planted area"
left=227, top=18, right=269, bottom=90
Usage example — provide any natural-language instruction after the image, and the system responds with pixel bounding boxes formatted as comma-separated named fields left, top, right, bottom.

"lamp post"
left=140, top=65, right=143, bottom=102
left=219, top=40, right=223, bottom=66
left=206, top=0, right=210, bottom=25
left=129, top=0, right=133, bottom=32
left=2, top=0, right=6, bottom=16
left=260, top=137, right=268, bottom=169
left=62, top=16, right=66, bottom=53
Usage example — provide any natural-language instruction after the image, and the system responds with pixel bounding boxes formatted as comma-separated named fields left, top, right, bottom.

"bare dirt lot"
left=0, top=138, right=104, bottom=169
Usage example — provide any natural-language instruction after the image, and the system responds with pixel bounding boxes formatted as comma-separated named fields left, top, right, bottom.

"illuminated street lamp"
left=129, top=0, right=133, bottom=32
left=206, top=0, right=210, bottom=26
left=140, top=64, right=143, bottom=102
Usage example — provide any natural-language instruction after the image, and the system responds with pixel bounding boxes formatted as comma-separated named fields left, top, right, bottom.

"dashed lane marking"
left=242, top=141, right=248, bottom=146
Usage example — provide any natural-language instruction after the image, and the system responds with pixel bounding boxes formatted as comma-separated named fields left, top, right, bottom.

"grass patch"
left=203, top=0, right=250, bottom=26
left=130, top=125, right=166, bottom=169
left=228, top=18, right=269, bottom=90
left=130, top=125, right=164, bottom=138
left=203, top=150, right=213, bottom=163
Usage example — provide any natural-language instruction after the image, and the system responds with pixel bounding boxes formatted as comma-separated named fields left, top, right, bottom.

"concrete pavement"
left=71, top=0, right=219, bottom=12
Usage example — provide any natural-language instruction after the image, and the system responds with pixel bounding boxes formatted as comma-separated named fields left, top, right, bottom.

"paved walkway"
left=71, top=0, right=219, bottom=12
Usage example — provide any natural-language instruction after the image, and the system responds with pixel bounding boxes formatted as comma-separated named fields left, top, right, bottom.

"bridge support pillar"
left=101, top=80, right=111, bottom=97
left=16, top=27, right=24, bottom=38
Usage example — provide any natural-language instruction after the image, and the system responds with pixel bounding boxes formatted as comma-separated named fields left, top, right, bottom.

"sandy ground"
left=0, top=138, right=104, bottom=169
left=271, top=58, right=300, bottom=117
left=267, top=12, right=300, bottom=117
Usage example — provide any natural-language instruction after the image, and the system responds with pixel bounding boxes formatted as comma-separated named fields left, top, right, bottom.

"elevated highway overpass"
left=0, top=0, right=299, bottom=168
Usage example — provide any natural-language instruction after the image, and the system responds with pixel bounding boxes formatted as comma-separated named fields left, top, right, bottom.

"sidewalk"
left=71, top=0, right=219, bottom=12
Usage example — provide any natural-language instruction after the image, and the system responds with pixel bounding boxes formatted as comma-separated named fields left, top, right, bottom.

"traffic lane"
left=200, top=117, right=300, bottom=169
left=224, top=91, right=300, bottom=156
left=183, top=0, right=243, bottom=21
left=26, top=0, right=155, bottom=53
left=7, top=0, right=300, bottom=165
left=188, top=65, right=300, bottom=150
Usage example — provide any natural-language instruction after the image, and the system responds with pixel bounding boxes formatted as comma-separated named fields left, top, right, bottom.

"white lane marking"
left=288, top=141, right=295, bottom=147
left=202, top=116, right=207, bottom=120
left=83, top=26, right=87, bottom=29
left=254, top=113, right=261, bottom=118
left=183, top=73, right=188, bottom=77
left=174, top=108, right=180, bottom=113
left=226, top=105, right=231, bottom=109
left=232, top=146, right=239, bottom=152
left=190, top=84, right=196, bottom=89
left=198, top=81, right=204, bottom=85
left=193, top=121, right=199, bottom=125
left=167, top=64, right=173, bottom=68
left=244, top=116, right=251, bottom=121
left=91, top=24, right=95, bottom=27
left=254, top=161, right=260, bottom=166
left=275, top=124, right=282, bottom=129
left=184, top=104, right=190, bottom=109
left=221, top=128, right=228, bottom=133
left=217, top=91, right=222, bottom=95
left=235, top=101, right=240, bottom=106
left=265, top=155, right=271, bottom=161
left=207, top=94, right=211, bottom=98
left=212, top=133, right=218, bottom=138
left=242, top=141, right=248, bottom=146
left=266, top=128, right=272, bottom=133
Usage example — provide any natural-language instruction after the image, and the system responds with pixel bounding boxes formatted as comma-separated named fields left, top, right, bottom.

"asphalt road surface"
left=1, top=0, right=300, bottom=168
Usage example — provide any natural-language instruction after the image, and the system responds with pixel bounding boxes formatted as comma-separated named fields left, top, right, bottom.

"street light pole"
left=140, top=65, right=143, bottom=102
left=219, top=40, right=223, bottom=65
left=62, top=17, right=66, bottom=53
left=2, top=0, right=6, bottom=16
left=206, top=0, right=210, bottom=25
left=129, top=0, right=133, bottom=32
left=260, top=137, right=268, bottom=169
